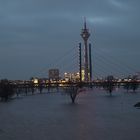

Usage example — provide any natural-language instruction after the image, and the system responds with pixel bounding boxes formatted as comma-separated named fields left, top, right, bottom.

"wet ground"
left=0, top=88, right=140, bottom=140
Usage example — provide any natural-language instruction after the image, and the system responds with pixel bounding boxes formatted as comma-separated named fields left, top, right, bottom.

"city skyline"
left=0, top=0, right=140, bottom=80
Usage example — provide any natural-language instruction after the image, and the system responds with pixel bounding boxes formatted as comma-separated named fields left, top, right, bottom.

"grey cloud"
left=0, top=0, right=140, bottom=79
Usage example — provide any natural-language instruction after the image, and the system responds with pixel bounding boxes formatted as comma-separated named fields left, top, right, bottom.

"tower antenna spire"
left=84, top=17, right=87, bottom=29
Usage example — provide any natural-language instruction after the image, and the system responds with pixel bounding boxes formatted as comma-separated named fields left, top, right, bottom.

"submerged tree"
left=124, top=75, right=139, bottom=93
left=0, top=79, right=15, bottom=101
left=38, top=79, right=44, bottom=94
left=69, top=85, right=78, bottom=103
left=64, top=82, right=84, bottom=103
left=103, top=76, right=115, bottom=96
left=131, top=75, right=139, bottom=92
left=124, top=82, right=131, bottom=92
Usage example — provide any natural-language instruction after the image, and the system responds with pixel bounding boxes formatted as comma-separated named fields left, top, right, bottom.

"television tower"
left=81, top=18, right=90, bottom=82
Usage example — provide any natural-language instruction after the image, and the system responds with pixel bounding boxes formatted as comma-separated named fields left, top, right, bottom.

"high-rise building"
left=64, top=72, right=80, bottom=82
left=49, top=69, right=59, bottom=81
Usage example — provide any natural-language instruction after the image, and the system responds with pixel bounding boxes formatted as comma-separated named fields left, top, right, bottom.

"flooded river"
left=0, top=88, right=140, bottom=140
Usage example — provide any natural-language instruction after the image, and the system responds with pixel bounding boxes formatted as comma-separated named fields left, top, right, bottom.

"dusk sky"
left=0, top=0, right=140, bottom=80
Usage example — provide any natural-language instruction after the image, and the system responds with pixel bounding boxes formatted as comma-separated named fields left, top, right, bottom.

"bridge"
left=32, top=20, right=139, bottom=84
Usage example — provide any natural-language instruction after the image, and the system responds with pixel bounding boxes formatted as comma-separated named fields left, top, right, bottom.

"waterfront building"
left=64, top=72, right=80, bottom=82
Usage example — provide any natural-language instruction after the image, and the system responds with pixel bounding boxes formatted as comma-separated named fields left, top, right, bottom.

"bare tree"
left=0, top=79, right=15, bottom=101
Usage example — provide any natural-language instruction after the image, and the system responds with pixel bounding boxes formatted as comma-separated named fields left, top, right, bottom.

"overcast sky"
left=0, top=0, right=140, bottom=80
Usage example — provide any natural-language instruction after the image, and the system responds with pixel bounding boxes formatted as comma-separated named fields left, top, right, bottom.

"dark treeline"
left=0, top=79, right=15, bottom=101
left=0, top=77, right=140, bottom=102
left=0, top=79, right=59, bottom=102
left=94, top=76, right=140, bottom=96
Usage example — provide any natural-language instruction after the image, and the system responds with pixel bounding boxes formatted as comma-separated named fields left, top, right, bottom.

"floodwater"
left=0, top=88, right=140, bottom=140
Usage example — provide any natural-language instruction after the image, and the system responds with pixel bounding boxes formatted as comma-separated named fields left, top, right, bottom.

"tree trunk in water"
left=70, top=92, right=77, bottom=103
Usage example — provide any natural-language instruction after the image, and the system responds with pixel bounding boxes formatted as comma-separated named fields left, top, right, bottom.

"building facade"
left=49, top=69, right=59, bottom=81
